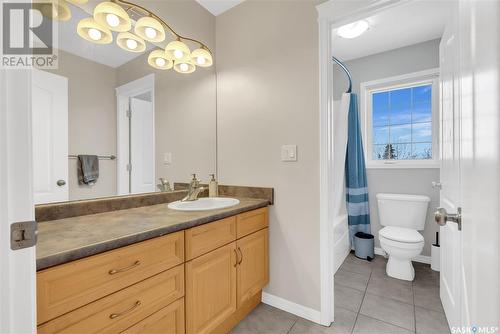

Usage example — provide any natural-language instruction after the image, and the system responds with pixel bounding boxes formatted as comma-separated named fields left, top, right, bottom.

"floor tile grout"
left=350, top=264, right=372, bottom=334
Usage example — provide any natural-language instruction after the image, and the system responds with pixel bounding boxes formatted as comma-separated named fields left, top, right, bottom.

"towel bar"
left=68, top=155, right=116, bottom=160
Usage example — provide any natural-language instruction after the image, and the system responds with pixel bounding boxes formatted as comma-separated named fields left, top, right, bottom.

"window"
left=360, top=69, right=439, bottom=168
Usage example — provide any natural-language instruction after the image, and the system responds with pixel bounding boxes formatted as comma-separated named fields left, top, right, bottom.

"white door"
left=439, top=11, right=463, bottom=329
left=439, top=0, right=500, bottom=330
left=0, top=69, right=37, bottom=333
left=130, top=97, right=155, bottom=194
left=32, top=69, right=68, bottom=204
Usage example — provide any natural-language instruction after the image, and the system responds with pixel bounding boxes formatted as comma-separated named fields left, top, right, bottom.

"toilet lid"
left=379, top=226, right=424, bottom=243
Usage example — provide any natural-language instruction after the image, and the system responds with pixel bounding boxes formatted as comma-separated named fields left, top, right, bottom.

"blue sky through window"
left=372, top=84, right=432, bottom=160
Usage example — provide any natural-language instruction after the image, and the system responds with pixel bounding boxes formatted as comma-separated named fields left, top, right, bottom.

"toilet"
left=376, top=193, right=430, bottom=281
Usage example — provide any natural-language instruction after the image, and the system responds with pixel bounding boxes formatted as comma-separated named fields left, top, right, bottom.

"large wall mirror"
left=32, top=1, right=216, bottom=204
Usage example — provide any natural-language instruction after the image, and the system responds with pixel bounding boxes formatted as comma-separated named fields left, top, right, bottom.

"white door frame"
left=316, top=0, right=410, bottom=325
left=115, top=73, right=155, bottom=195
left=0, top=68, right=37, bottom=333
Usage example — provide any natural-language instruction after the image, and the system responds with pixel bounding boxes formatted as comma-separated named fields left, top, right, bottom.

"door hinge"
left=126, top=110, right=131, bottom=118
left=11, top=220, right=37, bottom=250
left=126, top=163, right=132, bottom=172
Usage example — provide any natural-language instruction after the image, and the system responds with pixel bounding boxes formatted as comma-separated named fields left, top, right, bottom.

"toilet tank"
left=376, top=193, right=430, bottom=230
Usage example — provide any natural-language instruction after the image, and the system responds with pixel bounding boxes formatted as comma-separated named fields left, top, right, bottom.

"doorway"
left=116, top=74, right=155, bottom=195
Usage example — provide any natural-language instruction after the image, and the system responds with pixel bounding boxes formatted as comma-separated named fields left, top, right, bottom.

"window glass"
left=371, top=84, right=433, bottom=161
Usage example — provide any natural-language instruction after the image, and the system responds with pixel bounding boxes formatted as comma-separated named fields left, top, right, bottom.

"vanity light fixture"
left=337, top=20, right=369, bottom=39
left=93, top=1, right=131, bottom=32
left=165, top=39, right=191, bottom=61
left=135, top=17, right=165, bottom=43
left=191, top=47, right=213, bottom=67
left=71, top=0, right=213, bottom=74
left=174, top=59, right=196, bottom=74
left=33, top=0, right=72, bottom=21
left=116, top=32, right=146, bottom=52
left=148, top=49, right=173, bottom=70
left=77, top=17, right=113, bottom=44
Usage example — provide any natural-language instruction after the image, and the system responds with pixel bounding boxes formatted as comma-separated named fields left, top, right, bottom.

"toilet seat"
left=379, top=226, right=424, bottom=243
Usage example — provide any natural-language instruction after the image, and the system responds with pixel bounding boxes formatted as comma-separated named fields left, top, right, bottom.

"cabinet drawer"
left=37, top=264, right=185, bottom=334
left=121, top=298, right=185, bottom=334
left=185, top=216, right=236, bottom=260
left=236, top=208, right=268, bottom=238
left=37, top=232, right=184, bottom=324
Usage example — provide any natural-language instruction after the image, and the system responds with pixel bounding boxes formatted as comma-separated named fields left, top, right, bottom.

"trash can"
left=354, top=232, right=374, bottom=261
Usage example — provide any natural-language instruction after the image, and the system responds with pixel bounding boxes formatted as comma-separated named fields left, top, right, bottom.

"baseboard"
left=374, top=247, right=431, bottom=264
left=261, top=292, right=322, bottom=324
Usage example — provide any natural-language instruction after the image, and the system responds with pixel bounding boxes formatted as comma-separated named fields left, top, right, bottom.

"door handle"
left=434, top=207, right=462, bottom=231
left=57, top=179, right=66, bottom=186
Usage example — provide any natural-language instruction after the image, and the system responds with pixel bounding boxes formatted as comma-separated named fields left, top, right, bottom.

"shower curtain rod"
left=332, top=56, right=352, bottom=94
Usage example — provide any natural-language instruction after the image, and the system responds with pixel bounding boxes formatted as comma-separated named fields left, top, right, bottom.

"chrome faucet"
left=181, top=174, right=205, bottom=201
left=157, top=178, right=172, bottom=192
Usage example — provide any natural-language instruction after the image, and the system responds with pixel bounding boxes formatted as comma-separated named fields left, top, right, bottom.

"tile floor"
left=230, top=252, right=450, bottom=334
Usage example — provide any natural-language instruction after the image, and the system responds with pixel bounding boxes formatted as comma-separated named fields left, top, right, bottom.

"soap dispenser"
left=209, top=174, right=218, bottom=197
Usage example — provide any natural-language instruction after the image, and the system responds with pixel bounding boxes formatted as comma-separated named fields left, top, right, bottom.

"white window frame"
left=360, top=68, right=440, bottom=169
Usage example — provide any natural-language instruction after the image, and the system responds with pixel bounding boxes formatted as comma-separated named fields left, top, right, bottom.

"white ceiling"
left=55, top=3, right=153, bottom=68
left=195, top=0, right=245, bottom=16
left=332, top=1, right=451, bottom=61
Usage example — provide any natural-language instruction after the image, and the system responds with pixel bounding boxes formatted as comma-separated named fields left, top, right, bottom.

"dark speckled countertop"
left=37, top=197, right=268, bottom=271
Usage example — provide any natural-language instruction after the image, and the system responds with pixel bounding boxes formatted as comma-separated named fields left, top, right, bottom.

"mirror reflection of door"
left=129, top=95, right=155, bottom=194
left=31, top=69, right=69, bottom=204
left=116, top=75, right=155, bottom=196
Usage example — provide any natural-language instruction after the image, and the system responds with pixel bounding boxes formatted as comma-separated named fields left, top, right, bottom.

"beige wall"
left=216, top=0, right=321, bottom=310
left=117, top=0, right=217, bottom=185
left=48, top=50, right=118, bottom=201
left=333, top=40, right=442, bottom=256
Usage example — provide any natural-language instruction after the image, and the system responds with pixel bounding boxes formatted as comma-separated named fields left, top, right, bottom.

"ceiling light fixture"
left=73, top=0, right=212, bottom=74
left=337, top=20, right=369, bottom=39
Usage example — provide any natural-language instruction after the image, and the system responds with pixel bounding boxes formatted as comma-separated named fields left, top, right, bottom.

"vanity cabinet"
left=36, top=207, right=268, bottom=334
left=185, top=207, right=269, bottom=334
left=185, top=242, right=238, bottom=334
left=236, top=228, right=269, bottom=307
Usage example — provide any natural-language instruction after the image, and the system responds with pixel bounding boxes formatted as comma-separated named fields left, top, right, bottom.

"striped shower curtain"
left=345, top=93, right=371, bottom=246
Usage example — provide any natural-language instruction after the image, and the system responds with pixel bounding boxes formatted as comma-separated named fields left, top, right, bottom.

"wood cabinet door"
left=186, top=242, right=237, bottom=334
left=236, top=228, right=269, bottom=307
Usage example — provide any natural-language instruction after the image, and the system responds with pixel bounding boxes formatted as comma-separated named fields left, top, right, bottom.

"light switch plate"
left=163, top=153, right=172, bottom=164
left=281, top=145, right=297, bottom=162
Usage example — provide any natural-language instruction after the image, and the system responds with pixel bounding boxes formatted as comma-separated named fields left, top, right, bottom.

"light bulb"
left=88, top=28, right=102, bottom=41
left=155, top=57, right=166, bottom=67
left=105, top=13, right=120, bottom=27
left=144, top=27, right=157, bottom=39
left=126, top=39, right=138, bottom=50
left=173, top=49, right=183, bottom=59
left=179, top=63, right=189, bottom=72
left=196, top=56, right=206, bottom=65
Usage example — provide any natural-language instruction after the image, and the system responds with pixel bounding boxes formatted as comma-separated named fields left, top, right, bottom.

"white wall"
left=216, top=0, right=321, bottom=311
left=333, top=39, right=441, bottom=256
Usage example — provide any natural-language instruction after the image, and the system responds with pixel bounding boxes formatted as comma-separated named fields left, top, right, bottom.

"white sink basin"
left=168, top=197, right=240, bottom=211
